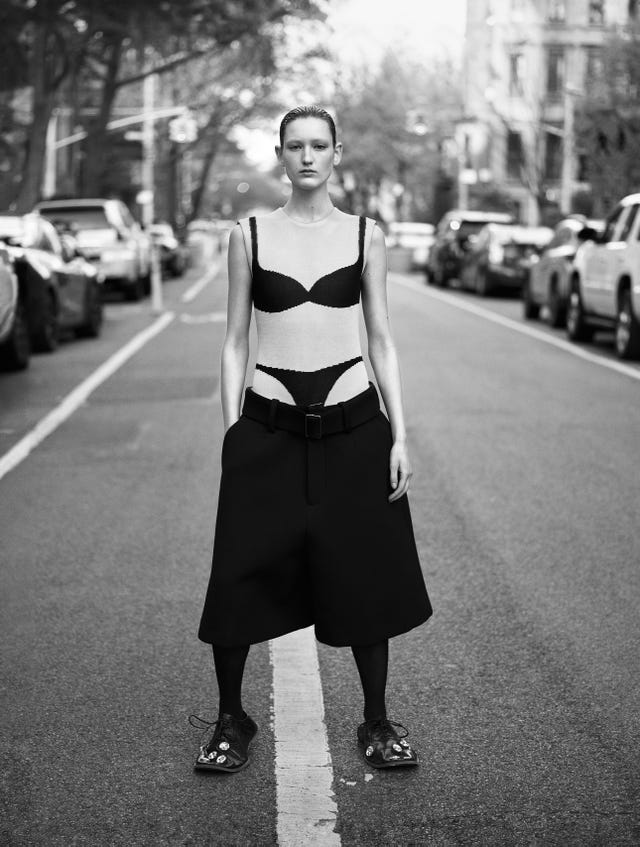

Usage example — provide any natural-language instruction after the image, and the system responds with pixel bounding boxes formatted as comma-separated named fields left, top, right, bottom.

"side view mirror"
left=577, top=226, right=600, bottom=243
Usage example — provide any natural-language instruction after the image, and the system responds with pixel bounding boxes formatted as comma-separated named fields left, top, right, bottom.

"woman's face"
left=278, top=117, right=342, bottom=190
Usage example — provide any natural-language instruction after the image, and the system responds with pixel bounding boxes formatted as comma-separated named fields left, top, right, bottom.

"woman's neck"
left=282, top=188, right=334, bottom=223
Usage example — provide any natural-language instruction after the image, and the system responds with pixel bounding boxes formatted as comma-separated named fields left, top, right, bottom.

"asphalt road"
left=1, top=255, right=639, bottom=846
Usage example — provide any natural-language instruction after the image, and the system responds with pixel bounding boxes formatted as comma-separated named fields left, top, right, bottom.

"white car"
left=568, top=193, right=640, bottom=360
left=35, top=199, right=152, bottom=301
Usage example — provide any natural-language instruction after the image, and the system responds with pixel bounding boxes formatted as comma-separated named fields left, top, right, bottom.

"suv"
left=568, top=193, right=640, bottom=360
left=427, top=209, right=514, bottom=287
left=34, top=199, right=152, bottom=301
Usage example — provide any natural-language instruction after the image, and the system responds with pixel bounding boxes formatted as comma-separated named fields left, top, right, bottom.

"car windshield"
left=38, top=207, right=110, bottom=230
left=0, top=216, right=39, bottom=247
left=457, top=221, right=496, bottom=238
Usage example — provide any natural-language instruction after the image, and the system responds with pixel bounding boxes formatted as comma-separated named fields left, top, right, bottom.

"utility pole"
left=140, top=67, right=164, bottom=313
left=141, top=71, right=156, bottom=229
left=560, top=85, right=576, bottom=215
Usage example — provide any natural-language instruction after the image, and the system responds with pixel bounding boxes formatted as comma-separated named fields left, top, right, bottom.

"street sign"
left=169, top=114, right=198, bottom=143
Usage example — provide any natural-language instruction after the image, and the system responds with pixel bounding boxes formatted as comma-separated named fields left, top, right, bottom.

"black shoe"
left=357, top=716, right=419, bottom=769
left=190, top=712, right=258, bottom=773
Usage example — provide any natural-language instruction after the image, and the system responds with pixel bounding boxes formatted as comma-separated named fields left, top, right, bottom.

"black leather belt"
left=241, top=381, right=381, bottom=506
left=241, top=380, right=381, bottom=439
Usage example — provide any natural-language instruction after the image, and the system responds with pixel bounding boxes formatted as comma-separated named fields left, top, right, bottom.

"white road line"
left=181, top=262, right=221, bottom=303
left=270, top=627, right=341, bottom=847
left=393, top=274, right=640, bottom=384
left=179, top=311, right=226, bottom=324
left=0, top=311, right=175, bottom=482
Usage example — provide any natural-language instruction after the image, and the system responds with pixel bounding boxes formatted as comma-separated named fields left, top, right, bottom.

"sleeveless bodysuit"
left=238, top=207, right=375, bottom=408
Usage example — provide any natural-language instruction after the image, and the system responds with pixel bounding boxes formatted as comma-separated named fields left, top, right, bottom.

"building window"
left=585, top=46, right=604, bottom=83
left=589, top=1, right=605, bottom=24
left=544, top=131, right=563, bottom=180
left=546, top=47, right=565, bottom=97
left=506, top=130, right=524, bottom=179
left=509, top=52, right=525, bottom=95
left=548, top=0, right=566, bottom=22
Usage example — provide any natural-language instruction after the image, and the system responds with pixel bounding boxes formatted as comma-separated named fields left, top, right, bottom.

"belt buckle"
left=304, top=413, right=322, bottom=439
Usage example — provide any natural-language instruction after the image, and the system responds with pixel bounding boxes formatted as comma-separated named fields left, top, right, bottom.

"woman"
left=192, top=105, right=432, bottom=773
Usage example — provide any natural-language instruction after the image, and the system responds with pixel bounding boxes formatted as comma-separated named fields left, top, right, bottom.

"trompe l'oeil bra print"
left=249, top=215, right=366, bottom=313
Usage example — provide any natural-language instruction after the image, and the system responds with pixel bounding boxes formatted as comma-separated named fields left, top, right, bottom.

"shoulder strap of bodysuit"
left=248, top=216, right=258, bottom=272
left=358, top=215, right=366, bottom=268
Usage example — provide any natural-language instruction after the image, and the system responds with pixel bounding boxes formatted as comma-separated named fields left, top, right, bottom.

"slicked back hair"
left=279, top=105, right=337, bottom=148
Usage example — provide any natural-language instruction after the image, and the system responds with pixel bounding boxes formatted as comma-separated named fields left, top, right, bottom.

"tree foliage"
left=577, top=19, right=640, bottom=215
left=334, top=52, right=462, bottom=221
left=0, top=0, right=324, bottom=210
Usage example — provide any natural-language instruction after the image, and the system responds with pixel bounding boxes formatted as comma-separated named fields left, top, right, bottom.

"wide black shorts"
left=198, top=383, right=432, bottom=647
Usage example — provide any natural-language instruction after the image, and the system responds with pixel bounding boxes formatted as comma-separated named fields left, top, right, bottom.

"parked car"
left=387, top=221, right=435, bottom=269
left=426, top=209, right=514, bottom=287
left=459, top=223, right=553, bottom=296
left=0, top=246, right=29, bottom=370
left=0, top=213, right=103, bottom=351
left=149, top=222, right=186, bottom=277
left=567, top=193, right=640, bottom=360
left=34, top=198, right=152, bottom=301
left=523, top=216, right=604, bottom=326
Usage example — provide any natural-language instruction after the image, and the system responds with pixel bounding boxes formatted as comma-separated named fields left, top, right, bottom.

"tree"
left=576, top=19, right=640, bottom=215
left=333, top=52, right=462, bottom=221
left=0, top=0, right=324, bottom=211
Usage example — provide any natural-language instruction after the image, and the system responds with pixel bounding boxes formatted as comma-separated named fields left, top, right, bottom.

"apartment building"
left=459, top=0, right=634, bottom=223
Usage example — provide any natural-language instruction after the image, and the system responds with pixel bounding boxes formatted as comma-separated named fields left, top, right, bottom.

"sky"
left=234, top=0, right=467, bottom=169
left=328, top=0, right=467, bottom=67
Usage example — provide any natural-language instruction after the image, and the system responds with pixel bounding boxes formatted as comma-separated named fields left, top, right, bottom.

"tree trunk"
left=15, top=24, right=57, bottom=212
left=82, top=38, right=123, bottom=196
left=188, top=135, right=220, bottom=223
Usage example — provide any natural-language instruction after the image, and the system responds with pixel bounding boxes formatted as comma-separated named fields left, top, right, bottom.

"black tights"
left=211, top=639, right=388, bottom=722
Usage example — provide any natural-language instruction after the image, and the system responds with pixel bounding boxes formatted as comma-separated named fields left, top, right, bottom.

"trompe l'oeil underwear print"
left=249, top=213, right=367, bottom=407
left=254, top=356, right=364, bottom=407
left=249, top=216, right=365, bottom=313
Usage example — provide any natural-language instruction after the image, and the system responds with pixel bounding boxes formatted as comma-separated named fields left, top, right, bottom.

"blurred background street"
left=1, top=1, right=640, bottom=845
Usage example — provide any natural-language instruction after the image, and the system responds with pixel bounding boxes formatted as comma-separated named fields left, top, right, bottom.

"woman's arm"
left=221, top=224, right=252, bottom=432
left=361, top=224, right=413, bottom=502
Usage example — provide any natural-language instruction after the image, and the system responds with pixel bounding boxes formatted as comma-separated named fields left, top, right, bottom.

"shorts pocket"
left=221, top=415, right=245, bottom=458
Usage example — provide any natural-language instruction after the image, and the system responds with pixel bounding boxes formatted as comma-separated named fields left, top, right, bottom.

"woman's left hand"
left=388, top=440, right=412, bottom=502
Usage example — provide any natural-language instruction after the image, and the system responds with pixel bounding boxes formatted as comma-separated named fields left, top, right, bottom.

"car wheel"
left=476, top=268, right=490, bottom=297
left=547, top=278, right=566, bottom=328
left=522, top=278, right=540, bottom=320
left=141, top=267, right=152, bottom=296
left=76, top=283, right=103, bottom=338
left=124, top=275, right=145, bottom=302
left=615, top=288, right=640, bottom=360
left=566, top=279, right=593, bottom=342
left=0, top=298, right=30, bottom=371
left=32, top=290, right=59, bottom=353
left=434, top=265, right=448, bottom=289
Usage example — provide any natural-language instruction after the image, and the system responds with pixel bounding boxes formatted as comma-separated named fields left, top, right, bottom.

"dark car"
left=523, top=215, right=604, bottom=326
left=460, top=223, right=553, bottom=296
left=0, top=246, right=30, bottom=370
left=426, top=209, right=514, bottom=287
left=149, top=222, right=186, bottom=277
left=0, top=213, right=104, bottom=352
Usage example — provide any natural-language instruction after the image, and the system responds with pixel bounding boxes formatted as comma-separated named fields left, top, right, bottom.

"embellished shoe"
left=357, top=717, right=419, bottom=769
left=190, top=712, right=258, bottom=774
